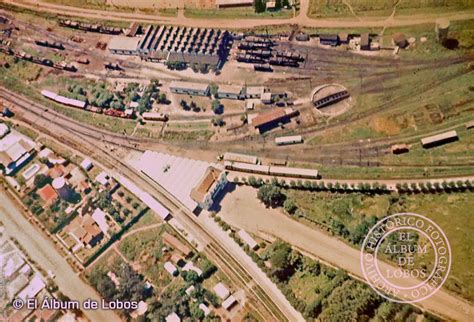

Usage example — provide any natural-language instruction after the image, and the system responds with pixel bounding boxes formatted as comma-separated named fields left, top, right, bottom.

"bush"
left=283, top=199, right=297, bottom=215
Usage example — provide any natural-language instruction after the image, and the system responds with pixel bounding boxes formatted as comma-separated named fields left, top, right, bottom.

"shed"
left=319, top=34, right=338, bottom=46
left=261, top=92, right=273, bottom=104
left=421, top=130, right=458, bottom=148
left=222, top=295, right=238, bottom=310
left=238, top=230, right=258, bottom=249
left=338, top=32, right=349, bottom=44
left=360, top=33, right=370, bottom=50
left=80, top=158, right=93, bottom=171
left=164, top=262, right=178, bottom=276
left=295, top=33, right=310, bottom=42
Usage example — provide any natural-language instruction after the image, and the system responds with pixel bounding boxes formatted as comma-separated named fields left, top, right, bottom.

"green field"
left=185, top=7, right=296, bottom=19
left=284, top=189, right=474, bottom=302
left=308, top=0, right=474, bottom=18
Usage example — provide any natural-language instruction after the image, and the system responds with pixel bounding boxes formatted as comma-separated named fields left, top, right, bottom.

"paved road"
left=219, top=185, right=474, bottom=322
left=5, top=0, right=474, bottom=28
left=0, top=188, right=122, bottom=322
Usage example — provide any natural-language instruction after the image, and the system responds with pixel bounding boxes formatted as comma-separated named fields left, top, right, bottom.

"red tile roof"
left=37, top=184, right=58, bottom=205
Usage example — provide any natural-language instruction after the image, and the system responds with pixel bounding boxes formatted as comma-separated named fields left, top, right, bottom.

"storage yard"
left=0, top=9, right=473, bottom=179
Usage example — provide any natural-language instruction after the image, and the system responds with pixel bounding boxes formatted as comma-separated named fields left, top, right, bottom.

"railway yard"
left=1, top=2, right=474, bottom=322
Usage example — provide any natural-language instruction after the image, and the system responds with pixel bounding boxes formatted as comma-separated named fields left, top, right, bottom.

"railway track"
left=2, top=87, right=473, bottom=170
left=0, top=88, right=297, bottom=321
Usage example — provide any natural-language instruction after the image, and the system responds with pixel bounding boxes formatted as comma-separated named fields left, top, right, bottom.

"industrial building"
left=245, top=86, right=265, bottom=99
left=250, top=108, right=298, bottom=133
left=108, top=36, right=141, bottom=55
left=170, top=81, right=210, bottom=96
left=217, top=85, right=244, bottom=100
left=421, top=130, right=458, bottom=148
left=137, top=25, right=231, bottom=68
left=118, top=24, right=233, bottom=69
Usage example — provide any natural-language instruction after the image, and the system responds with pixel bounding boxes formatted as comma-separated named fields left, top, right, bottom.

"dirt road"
left=4, top=0, right=474, bottom=29
left=0, top=188, right=122, bottom=322
left=218, top=185, right=474, bottom=321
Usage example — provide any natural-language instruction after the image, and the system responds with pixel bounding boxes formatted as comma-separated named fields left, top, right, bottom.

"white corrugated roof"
left=137, top=151, right=213, bottom=211
left=108, top=36, right=140, bottom=52
left=169, top=81, right=209, bottom=92
left=238, top=230, right=258, bottom=249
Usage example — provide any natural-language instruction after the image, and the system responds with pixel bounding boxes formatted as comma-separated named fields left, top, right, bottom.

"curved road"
left=220, top=185, right=474, bottom=322
left=4, top=0, right=474, bottom=28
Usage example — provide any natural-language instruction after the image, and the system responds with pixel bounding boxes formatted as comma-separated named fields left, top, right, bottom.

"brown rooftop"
left=251, top=109, right=287, bottom=128
left=190, top=167, right=221, bottom=204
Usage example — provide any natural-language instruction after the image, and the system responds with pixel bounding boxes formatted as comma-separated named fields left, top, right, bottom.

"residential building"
left=0, top=123, right=9, bottom=139
left=164, top=262, right=178, bottom=276
left=66, top=214, right=104, bottom=247
left=37, top=184, right=59, bottom=206
left=213, top=282, right=230, bottom=300
left=0, top=138, right=35, bottom=175
left=80, top=158, right=93, bottom=171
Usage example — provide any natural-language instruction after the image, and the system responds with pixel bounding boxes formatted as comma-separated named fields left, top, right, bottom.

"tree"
left=254, top=0, right=265, bottom=13
left=34, top=174, right=52, bottom=189
left=210, top=84, right=219, bottom=96
left=211, top=99, right=222, bottom=114
left=283, top=199, right=297, bottom=214
left=257, top=184, right=285, bottom=208
left=158, top=92, right=168, bottom=104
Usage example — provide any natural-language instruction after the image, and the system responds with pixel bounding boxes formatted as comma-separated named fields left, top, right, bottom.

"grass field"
left=284, top=189, right=474, bottom=302
left=42, top=0, right=178, bottom=16
left=118, top=225, right=171, bottom=287
left=308, top=0, right=474, bottom=18
left=185, top=7, right=296, bottom=19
